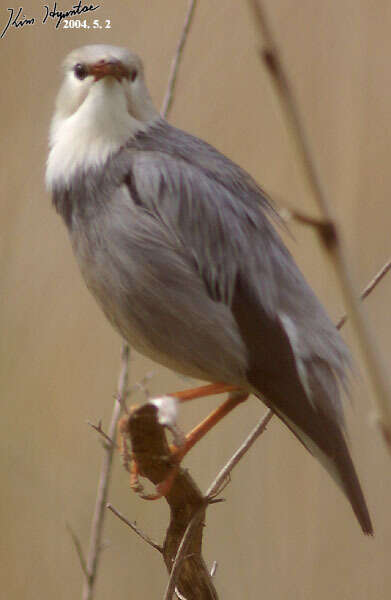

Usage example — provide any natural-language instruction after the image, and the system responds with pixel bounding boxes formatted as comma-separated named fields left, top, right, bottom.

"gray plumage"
left=48, top=45, right=373, bottom=534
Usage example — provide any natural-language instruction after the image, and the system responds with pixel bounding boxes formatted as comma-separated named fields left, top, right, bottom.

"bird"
left=46, top=44, right=373, bottom=534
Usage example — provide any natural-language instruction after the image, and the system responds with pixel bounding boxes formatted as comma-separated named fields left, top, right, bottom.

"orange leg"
left=135, top=390, right=249, bottom=500
left=171, top=382, right=241, bottom=403
left=129, top=459, right=144, bottom=495
left=172, top=391, right=249, bottom=461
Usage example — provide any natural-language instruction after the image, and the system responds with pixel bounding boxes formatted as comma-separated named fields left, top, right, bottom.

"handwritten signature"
left=1, top=2, right=100, bottom=39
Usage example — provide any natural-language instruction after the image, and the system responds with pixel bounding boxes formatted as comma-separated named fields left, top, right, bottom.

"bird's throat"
left=46, top=82, right=143, bottom=190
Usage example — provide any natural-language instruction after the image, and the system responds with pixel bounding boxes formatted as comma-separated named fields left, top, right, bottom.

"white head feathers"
left=46, top=45, right=159, bottom=189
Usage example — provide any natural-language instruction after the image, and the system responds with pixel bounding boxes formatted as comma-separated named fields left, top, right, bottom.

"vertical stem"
left=247, top=0, right=391, bottom=449
left=161, top=0, right=198, bottom=119
left=82, top=343, right=130, bottom=600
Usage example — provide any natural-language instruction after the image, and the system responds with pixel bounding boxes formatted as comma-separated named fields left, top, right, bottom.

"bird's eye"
left=74, top=63, right=88, bottom=80
left=130, top=69, right=138, bottom=82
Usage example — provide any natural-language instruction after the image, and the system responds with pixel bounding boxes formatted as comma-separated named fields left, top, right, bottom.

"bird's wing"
left=115, top=135, right=371, bottom=534
left=121, top=142, right=350, bottom=412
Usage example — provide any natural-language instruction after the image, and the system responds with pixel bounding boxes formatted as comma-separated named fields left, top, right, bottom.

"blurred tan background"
left=1, top=1, right=391, bottom=598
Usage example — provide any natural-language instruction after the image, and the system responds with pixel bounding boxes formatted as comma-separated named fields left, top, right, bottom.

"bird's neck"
left=46, top=81, right=157, bottom=190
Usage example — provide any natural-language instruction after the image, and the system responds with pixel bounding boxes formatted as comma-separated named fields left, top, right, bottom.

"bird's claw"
left=118, top=397, right=185, bottom=501
left=128, top=450, right=181, bottom=500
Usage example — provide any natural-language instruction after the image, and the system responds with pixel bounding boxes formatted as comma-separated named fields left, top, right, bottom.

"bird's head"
left=56, top=44, right=157, bottom=124
left=47, top=45, right=159, bottom=188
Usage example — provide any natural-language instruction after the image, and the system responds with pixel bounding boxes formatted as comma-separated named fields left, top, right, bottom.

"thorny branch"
left=246, top=0, right=391, bottom=450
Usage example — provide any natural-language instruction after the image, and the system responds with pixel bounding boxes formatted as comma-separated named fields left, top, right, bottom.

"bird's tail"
left=266, top=398, right=373, bottom=535
left=330, top=432, right=373, bottom=535
left=253, top=360, right=373, bottom=535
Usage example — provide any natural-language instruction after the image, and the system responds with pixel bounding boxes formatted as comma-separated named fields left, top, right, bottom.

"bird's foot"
left=129, top=455, right=182, bottom=501
left=118, top=388, right=249, bottom=501
left=118, top=396, right=185, bottom=500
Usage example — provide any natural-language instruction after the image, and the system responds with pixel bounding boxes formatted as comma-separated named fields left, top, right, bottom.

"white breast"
left=46, top=80, right=143, bottom=190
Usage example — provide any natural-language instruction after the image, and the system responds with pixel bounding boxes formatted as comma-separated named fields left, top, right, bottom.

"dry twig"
left=246, top=0, right=391, bottom=449
left=87, top=420, right=116, bottom=448
left=206, top=409, right=273, bottom=499
left=161, top=409, right=273, bottom=599
left=161, top=0, right=198, bottom=119
left=125, top=402, right=218, bottom=600
left=106, top=503, right=163, bottom=553
left=81, top=343, right=130, bottom=600
left=337, top=259, right=391, bottom=329
left=163, top=508, right=205, bottom=600
left=67, top=523, right=89, bottom=580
